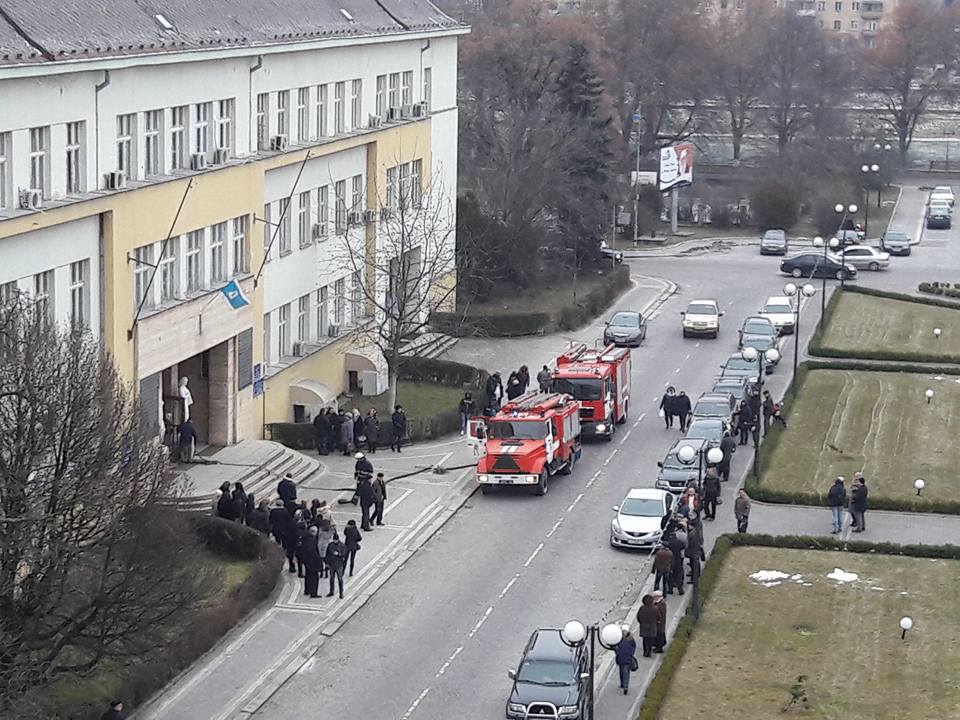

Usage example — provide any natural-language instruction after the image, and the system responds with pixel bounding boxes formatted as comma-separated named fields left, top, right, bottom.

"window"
left=315, top=84, right=328, bottom=137
left=298, top=191, right=311, bottom=247
left=817, top=0, right=825, bottom=8
left=0, top=281, right=17, bottom=306
left=351, top=174, right=363, bottom=212
left=210, top=222, right=226, bottom=283
left=186, top=230, right=203, bottom=292
left=298, top=294, right=310, bottom=341
left=351, top=79, right=362, bottom=129
left=65, top=121, right=84, bottom=194
left=134, top=245, right=154, bottom=309
left=335, top=180, right=347, bottom=234
left=410, top=159, right=422, bottom=205
left=334, top=278, right=345, bottom=325
left=334, top=82, right=345, bottom=134
left=833, top=19, right=841, bottom=28
left=29, top=126, right=49, bottom=196
left=351, top=269, right=363, bottom=322
left=317, top=185, right=329, bottom=237
left=194, top=102, right=210, bottom=156
left=316, top=286, right=329, bottom=337
left=262, top=203, right=272, bottom=260
left=834, top=1, right=841, bottom=10
left=257, top=93, right=269, bottom=150
left=145, top=110, right=162, bottom=176
left=386, top=166, right=398, bottom=210
left=850, top=19, right=858, bottom=28
left=423, top=67, right=432, bottom=111
left=376, top=74, right=386, bottom=119
left=278, top=303, right=290, bottom=357
left=297, top=87, right=310, bottom=143
left=866, top=19, right=878, bottom=29
left=399, top=162, right=411, bottom=206
left=852, top=1, right=859, bottom=8
left=279, top=198, right=291, bottom=254
left=263, top=313, right=271, bottom=365
left=116, top=114, right=135, bottom=177
left=159, top=238, right=179, bottom=301
left=232, top=216, right=248, bottom=275
left=277, top=90, right=290, bottom=138
left=402, top=71, right=413, bottom=106
left=170, top=106, right=186, bottom=170
left=388, top=73, right=400, bottom=108
left=33, top=270, right=53, bottom=323
left=69, top=260, right=88, bottom=327
left=216, top=99, right=234, bottom=153
left=0, top=132, right=9, bottom=208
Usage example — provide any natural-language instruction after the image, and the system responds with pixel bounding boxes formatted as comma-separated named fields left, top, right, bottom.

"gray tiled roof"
left=0, top=0, right=461, bottom=67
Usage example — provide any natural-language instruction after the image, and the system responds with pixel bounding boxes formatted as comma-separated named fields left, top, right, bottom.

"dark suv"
left=507, top=629, right=587, bottom=719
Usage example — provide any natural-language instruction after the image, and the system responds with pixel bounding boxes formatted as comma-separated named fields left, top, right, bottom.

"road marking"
left=382, top=487, right=414, bottom=517
left=695, top=342, right=701, bottom=348
left=402, top=688, right=431, bottom=719
left=523, top=542, right=544, bottom=568
left=546, top=518, right=564, bottom=537
left=586, top=470, right=601, bottom=488
left=619, top=428, right=633, bottom=445
left=468, top=606, right=494, bottom=637
left=603, top=449, right=619, bottom=466
left=498, top=575, right=519, bottom=599
left=684, top=353, right=691, bottom=360
left=567, top=493, right=585, bottom=512
left=675, top=367, right=680, bottom=373
left=632, top=412, right=646, bottom=428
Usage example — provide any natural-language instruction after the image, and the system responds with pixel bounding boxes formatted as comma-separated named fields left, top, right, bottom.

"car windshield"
left=610, top=313, right=639, bottom=328
left=686, top=303, right=716, bottom=316
left=742, top=336, right=774, bottom=351
left=763, top=231, right=785, bottom=241
left=551, top=377, right=602, bottom=401
left=884, top=231, right=907, bottom=241
left=488, top=421, right=546, bottom=440
left=694, top=400, right=729, bottom=417
left=686, top=420, right=722, bottom=439
left=931, top=208, right=949, bottom=216
left=725, top=357, right=756, bottom=370
left=714, top=383, right=745, bottom=400
left=763, top=303, right=793, bottom=314
left=662, top=450, right=696, bottom=470
left=619, top=497, right=664, bottom=517
left=743, top=320, right=774, bottom=335
left=517, top=659, right=575, bottom=686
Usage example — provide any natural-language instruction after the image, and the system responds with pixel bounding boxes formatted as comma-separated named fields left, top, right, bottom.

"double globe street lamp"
left=741, top=345, right=780, bottom=477
left=559, top=620, right=624, bottom=720
left=834, top=203, right=858, bottom=290
left=812, top=235, right=840, bottom=330
left=860, top=165, right=879, bottom=235
left=677, top=443, right=724, bottom=493
left=783, top=282, right=816, bottom=377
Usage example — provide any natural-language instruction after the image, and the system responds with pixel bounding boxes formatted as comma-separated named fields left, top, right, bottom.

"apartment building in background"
left=0, top=0, right=466, bottom=445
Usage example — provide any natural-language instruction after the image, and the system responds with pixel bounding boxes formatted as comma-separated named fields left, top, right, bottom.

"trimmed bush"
left=190, top=515, right=266, bottom=560
left=751, top=181, right=800, bottom=230
left=397, top=356, right=488, bottom=390
left=919, top=281, right=960, bottom=301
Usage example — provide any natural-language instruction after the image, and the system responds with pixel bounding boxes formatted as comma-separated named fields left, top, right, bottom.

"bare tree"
left=0, top=295, right=215, bottom=714
left=336, top=163, right=457, bottom=410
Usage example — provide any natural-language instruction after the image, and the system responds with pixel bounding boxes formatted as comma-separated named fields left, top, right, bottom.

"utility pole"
left=670, top=187, right=679, bottom=234
left=632, top=112, right=642, bottom=244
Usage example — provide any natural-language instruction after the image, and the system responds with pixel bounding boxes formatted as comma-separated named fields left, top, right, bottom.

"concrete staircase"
left=399, top=331, right=458, bottom=359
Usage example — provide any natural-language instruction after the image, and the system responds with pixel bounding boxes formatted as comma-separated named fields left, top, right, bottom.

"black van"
left=506, top=629, right=588, bottom=719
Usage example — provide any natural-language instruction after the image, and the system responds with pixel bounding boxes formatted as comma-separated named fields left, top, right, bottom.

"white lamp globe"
left=925, top=389, right=935, bottom=400
left=870, top=164, right=879, bottom=172
left=849, top=204, right=859, bottom=214
left=915, top=478, right=926, bottom=491
left=707, top=447, right=724, bottom=464
left=561, top=620, right=586, bottom=645
left=677, top=444, right=697, bottom=464
left=783, top=282, right=797, bottom=296
left=813, top=236, right=824, bottom=247
left=934, top=327, right=942, bottom=338
left=899, top=617, right=913, bottom=631
left=835, top=203, right=845, bottom=213
left=741, top=346, right=759, bottom=361
left=600, top=623, right=624, bottom=647
left=828, top=237, right=840, bottom=248
left=861, top=164, right=869, bottom=173
left=802, top=283, right=816, bottom=297
left=765, top=348, right=781, bottom=363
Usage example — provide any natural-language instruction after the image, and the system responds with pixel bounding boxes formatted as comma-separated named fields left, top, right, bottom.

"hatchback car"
left=837, top=245, right=890, bottom=271
left=880, top=230, right=912, bottom=256
left=720, top=353, right=760, bottom=382
left=760, top=229, right=788, bottom=255
left=681, top=299, right=723, bottom=338
left=759, top=296, right=796, bottom=334
left=684, top=417, right=727, bottom=449
left=603, top=310, right=646, bottom=347
left=780, top=253, right=857, bottom=280
left=656, top=438, right=710, bottom=493
left=507, top=629, right=588, bottom=719
left=610, top=488, right=674, bottom=548
left=738, top=316, right=777, bottom=349
left=927, top=207, right=951, bottom=230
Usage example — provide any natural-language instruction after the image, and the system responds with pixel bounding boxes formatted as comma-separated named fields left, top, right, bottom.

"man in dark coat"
left=851, top=473, right=868, bottom=532
left=685, top=517, right=706, bottom=581
left=653, top=544, right=673, bottom=594
left=517, top=365, right=530, bottom=393
left=537, top=365, right=552, bottom=393
left=216, top=481, right=235, bottom=520
left=458, top=392, right=476, bottom=435
left=737, top=401, right=756, bottom=446
left=505, top=376, right=523, bottom=400
left=827, top=476, right=846, bottom=534
left=277, top=473, right=298, bottom=514
left=178, top=420, right=197, bottom=463
left=659, top=387, right=677, bottom=429
left=325, top=532, right=347, bottom=598
left=343, top=519, right=362, bottom=576
left=268, top=499, right=290, bottom=545
left=301, top=526, right=322, bottom=598
left=313, top=409, right=331, bottom=455
left=100, top=700, right=125, bottom=720
left=371, top=472, right=387, bottom=526
left=702, top=468, right=721, bottom=521
left=391, top=405, right=407, bottom=452
left=485, top=372, right=503, bottom=411
left=718, top=432, right=736, bottom=482
left=248, top=500, right=271, bottom=535
left=357, top=474, right=375, bottom=531
left=675, top=390, right=692, bottom=432
left=329, top=409, right=344, bottom=451
left=666, top=532, right=686, bottom=595
left=635, top=595, right=659, bottom=657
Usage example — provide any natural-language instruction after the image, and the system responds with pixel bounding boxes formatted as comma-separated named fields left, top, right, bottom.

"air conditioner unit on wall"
left=104, top=171, right=127, bottom=190
left=328, top=324, right=340, bottom=337
left=270, top=135, right=288, bottom=152
left=368, top=114, right=383, bottom=129
left=312, top=223, right=327, bottom=240
left=190, top=153, right=208, bottom=171
left=18, top=188, right=42, bottom=211
left=347, top=210, right=363, bottom=226
left=213, top=148, right=230, bottom=165
left=362, top=209, right=377, bottom=224
left=400, top=104, right=413, bottom=119
left=292, top=341, right=306, bottom=357
left=412, top=101, right=428, bottom=118
left=387, top=107, right=402, bottom=122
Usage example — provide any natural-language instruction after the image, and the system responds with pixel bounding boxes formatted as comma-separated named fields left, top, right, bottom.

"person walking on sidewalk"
left=614, top=628, right=638, bottom=694
left=365, top=408, right=380, bottom=453
left=653, top=544, right=674, bottom=594
left=762, top=391, right=775, bottom=436
left=537, top=365, right=552, bottom=393
left=343, top=519, right=362, bottom=577
left=391, top=405, right=407, bottom=452
left=371, top=472, right=387, bottom=526
left=652, top=591, right=668, bottom=653
left=718, top=432, right=736, bottom=482
left=325, top=532, right=347, bottom=598
left=675, top=390, right=692, bottom=432
left=734, top=488, right=751, bottom=533
left=738, top=401, right=756, bottom=446
left=685, top=516, right=706, bottom=581
left=636, top=595, right=659, bottom=657
left=357, top=474, right=375, bottom=531
left=659, top=387, right=677, bottom=429
left=667, top=532, right=686, bottom=596
left=851, top=474, right=868, bottom=532
left=458, top=392, right=476, bottom=435
left=301, top=526, right=322, bottom=598
left=827, top=476, right=847, bottom=534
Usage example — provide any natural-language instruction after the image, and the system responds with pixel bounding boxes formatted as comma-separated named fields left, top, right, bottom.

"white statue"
left=179, top=376, right=194, bottom=422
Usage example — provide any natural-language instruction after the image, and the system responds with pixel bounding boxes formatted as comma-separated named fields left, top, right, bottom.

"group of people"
left=658, top=387, right=693, bottom=431
left=312, top=405, right=408, bottom=456
left=215, top=480, right=272, bottom=531
left=482, top=365, right=533, bottom=414
left=827, top=472, right=869, bottom=533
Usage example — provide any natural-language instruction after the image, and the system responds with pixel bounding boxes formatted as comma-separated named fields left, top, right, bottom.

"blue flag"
left=220, top=280, right=250, bottom=310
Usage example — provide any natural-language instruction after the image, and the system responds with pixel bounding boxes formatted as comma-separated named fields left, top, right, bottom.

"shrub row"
left=636, top=534, right=960, bottom=720
left=919, top=281, right=960, bottom=300
left=190, top=515, right=268, bottom=560
left=397, top=355, right=489, bottom=390
left=432, top=265, right=631, bottom=337
left=845, top=282, right=960, bottom=311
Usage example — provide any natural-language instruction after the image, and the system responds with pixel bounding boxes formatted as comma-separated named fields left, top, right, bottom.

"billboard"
left=658, top=143, right=694, bottom=192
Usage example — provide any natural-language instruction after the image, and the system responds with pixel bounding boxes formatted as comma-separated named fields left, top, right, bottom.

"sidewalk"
left=136, top=435, right=477, bottom=720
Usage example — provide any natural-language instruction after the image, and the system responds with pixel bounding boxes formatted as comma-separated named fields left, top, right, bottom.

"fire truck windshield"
left=488, top=421, right=547, bottom=440
left=551, top=377, right=602, bottom=401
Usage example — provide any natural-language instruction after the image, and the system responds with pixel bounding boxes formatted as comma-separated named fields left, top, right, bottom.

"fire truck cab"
left=551, top=343, right=632, bottom=441
left=467, top=391, right=582, bottom=496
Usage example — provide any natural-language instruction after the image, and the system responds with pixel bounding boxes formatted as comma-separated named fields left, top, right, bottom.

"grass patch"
left=760, top=368, right=960, bottom=509
left=464, top=270, right=619, bottom=316
left=339, top=381, right=466, bottom=419
left=816, top=291, right=960, bottom=362
left=653, top=545, right=960, bottom=720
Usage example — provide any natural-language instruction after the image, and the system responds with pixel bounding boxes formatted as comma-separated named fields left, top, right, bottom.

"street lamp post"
left=914, top=478, right=926, bottom=496
left=632, top=113, right=642, bottom=244
left=834, top=203, right=858, bottom=290
left=812, top=235, right=840, bottom=329
left=860, top=165, right=879, bottom=235
left=741, top=346, right=780, bottom=478
left=677, top=444, right=724, bottom=495
left=560, top=620, right=623, bottom=720
left=783, top=282, right=817, bottom=378
left=899, top=616, right=913, bottom=640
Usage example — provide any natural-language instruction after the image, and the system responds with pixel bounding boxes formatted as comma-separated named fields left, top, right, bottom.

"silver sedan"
left=832, top=245, right=890, bottom=271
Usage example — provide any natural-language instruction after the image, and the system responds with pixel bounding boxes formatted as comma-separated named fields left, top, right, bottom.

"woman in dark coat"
left=365, top=409, right=380, bottom=453
left=614, top=629, right=637, bottom=694
left=231, top=482, right=248, bottom=523
left=301, top=526, right=322, bottom=598
left=635, top=595, right=659, bottom=657
left=343, top=519, right=363, bottom=576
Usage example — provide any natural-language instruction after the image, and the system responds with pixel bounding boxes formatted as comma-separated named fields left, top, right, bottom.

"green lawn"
left=339, top=381, right=466, bottom=420
left=657, top=546, right=960, bottom=719
left=762, top=368, right=960, bottom=505
left=792, top=187, right=899, bottom=241
left=463, top=271, right=617, bottom=316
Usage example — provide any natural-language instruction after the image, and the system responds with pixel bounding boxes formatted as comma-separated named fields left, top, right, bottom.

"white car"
left=759, top=295, right=796, bottom=334
left=681, top=298, right=723, bottom=339
left=928, top=199, right=952, bottom=216
left=930, top=186, right=955, bottom=207
left=834, top=245, right=890, bottom=271
left=610, top=488, right=674, bottom=549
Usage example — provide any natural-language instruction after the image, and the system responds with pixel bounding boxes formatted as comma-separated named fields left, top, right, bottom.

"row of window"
left=0, top=125, right=84, bottom=204
left=819, top=17, right=874, bottom=29
left=0, top=259, right=90, bottom=327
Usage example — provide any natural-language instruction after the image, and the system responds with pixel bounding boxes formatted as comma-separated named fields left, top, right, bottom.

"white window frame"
left=318, top=185, right=329, bottom=237
left=410, top=159, right=422, bottom=205
left=277, top=90, right=290, bottom=139
left=262, top=203, right=272, bottom=261
left=351, top=269, right=363, bottom=322
left=232, top=216, right=248, bottom=275
left=351, top=174, right=363, bottom=212
left=316, top=286, right=329, bottom=337
left=186, top=230, right=203, bottom=292
left=279, top=198, right=291, bottom=254
left=134, top=245, right=154, bottom=310
left=194, top=102, right=211, bottom=157
left=69, top=259, right=88, bottom=327
left=65, top=121, right=84, bottom=194
left=145, top=110, right=162, bottom=176
left=402, top=71, right=413, bottom=107
left=297, top=88, right=310, bottom=143
left=335, top=179, right=347, bottom=235
left=351, top=79, right=363, bottom=130
left=315, top=84, right=328, bottom=138
left=0, top=132, right=9, bottom=209
left=33, top=270, right=53, bottom=323
left=170, top=106, right=187, bottom=170
left=334, top=278, right=345, bottom=325
left=0, top=281, right=17, bottom=305
left=334, top=82, right=345, bottom=134
left=263, top=313, right=271, bottom=366
left=210, top=222, right=226, bottom=283
left=116, top=114, right=136, bottom=178
left=159, top=238, right=179, bottom=302
left=376, top=75, right=386, bottom=119
left=388, top=73, right=400, bottom=108
left=278, top=303, right=290, bottom=357
left=423, top=67, right=432, bottom=111
left=298, top=190, right=311, bottom=248
left=29, top=126, right=50, bottom=197
left=298, top=294, right=310, bottom=342
left=257, top=93, right=269, bottom=150
left=216, top=99, right=235, bottom=153
left=386, top=166, right=398, bottom=210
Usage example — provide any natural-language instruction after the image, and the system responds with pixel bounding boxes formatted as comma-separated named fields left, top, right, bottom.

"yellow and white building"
left=0, top=0, right=466, bottom=445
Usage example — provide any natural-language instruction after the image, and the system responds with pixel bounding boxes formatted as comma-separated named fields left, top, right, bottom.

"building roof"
left=0, top=0, right=461, bottom=67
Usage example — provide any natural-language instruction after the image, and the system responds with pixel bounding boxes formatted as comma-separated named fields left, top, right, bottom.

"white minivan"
left=930, top=186, right=955, bottom=207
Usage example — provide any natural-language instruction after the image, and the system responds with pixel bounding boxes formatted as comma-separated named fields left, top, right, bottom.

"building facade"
left=0, top=0, right=465, bottom=446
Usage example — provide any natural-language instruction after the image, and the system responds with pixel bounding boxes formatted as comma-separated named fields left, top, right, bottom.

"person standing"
left=685, top=516, right=706, bottom=581
left=635, top=595, right=659, bottom=657
left=614, top=628, right=638, bottom=694
left=537, top=365, right=552, bottom=393
left=313, top=408, right=330, bottom=455
left=486, top=371, right=503, bottom=411
left=329, top=409, right=344, bottom=453
left=737, top=401, right=755, bottom=446
left=371, top=472, right=387, bottom=526
left=827, top=476, right=847, bottom=534
left=325, top=532, right=347, bottom=598
left=340, top=411, right=355, bottom=456
left=357, top=474, right=375, bottom=531
left=675, top=390, right=692, bottom=432
left=269, top=499, right=290, bottom=546
left=366, top=408, right=380, bottom=453
left=667, top=532, right=686, bottom=596
left=458, top=392, right=476, bottom=435
left=100, top=700, right=125, bottom=720
left=248, top=499, right=271, bottom=534
left=851, top=473, right=868, bottom=532
left=343, top=519, right=363, bottom=576
left=653, top=544, right=673, bottom=594
left=718, top=432, right=736, bottom=482
left=517, top=365, right=530, bottom=393
left=316, top=518, right=334, bottom=579
left=301, top=526, right=322, bottom=598
left=734, top=488, right=751, bottom=533
left=391, top=405, right=407, bottom=452
left=216, top=481, right=236, bottom=521
left=659, top=387, right=677, bottom=429
left=762, top=390, right=775, bottom=436
left=178, top=420, right=197, bottom=463
left=702, top=469, right=721, bottom=521
left=652, top=591, right=668, bottom=653
left=353, top=409, right=366, bottom=451
left=506, top=376, right=523, bottom=400
left=232, top=482, right=248, bottom=524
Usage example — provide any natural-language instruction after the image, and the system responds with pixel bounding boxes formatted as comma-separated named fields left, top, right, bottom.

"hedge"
left=636, top=534, right=960, bottom=720
left=918, top=281, right=960, bottom=301
left=396, top=355, right=489, bottom=390
left=190, top=514, right=268, bottom=560
left=432, top=264, right=631, bottom=337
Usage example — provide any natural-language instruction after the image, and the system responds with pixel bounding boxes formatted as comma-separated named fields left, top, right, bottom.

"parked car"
left=507, top=630, right=588, bottom=720
left=834, top=229, right=864, bottom=246
left=599, top=240, right=624, bottom=264
left=738, top=316, right=777, bottom=349
left=930, top=186, right=955, bottom=207
left=610, top=488, right=674, bottom=548
left=929, top=199, right=952, bottom=216
left=880, top=230, right=912, bottom=255
left=656, top=438, right=709, bottom=493
left=692, top=392, right=737, bottom=427
left=603, top=310, right=646, bottom=347
left=681, top=299, right=723, bottom=339
left=684, top=417, right=727, bottom=449
left=836, top=245, right=890, bottom=271
left=927, top=207, right=951, bottom=230
left=780, top=252, right=857, bottom=280
left=711, top=376, right=756, bottom=404
left=759, top=296, right=796, bottom=334
left=720, top=353, right=760, bottom=382
left=760, top=229, right=788, bottom=255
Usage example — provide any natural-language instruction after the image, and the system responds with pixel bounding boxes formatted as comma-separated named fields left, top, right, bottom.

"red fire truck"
left=551, top=343, right=632, bottom=440
left=467, top=391, right=582, bottom=496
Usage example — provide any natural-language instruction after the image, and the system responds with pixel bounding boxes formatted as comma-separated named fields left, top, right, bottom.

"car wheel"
left=868, top=262, right=879, bottom=271
left=791, top=267, right=803, bottom=278
left=534, top=470, right=549, bottom=496
left=561, top=450, right=576, bottom=475
left=682, top=330, right=689, bottom=338
left=835, top=270, right=845, bottom=280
